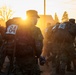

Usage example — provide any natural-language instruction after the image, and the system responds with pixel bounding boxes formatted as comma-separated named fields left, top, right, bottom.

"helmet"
left=26, top=10, right=40, bottom=18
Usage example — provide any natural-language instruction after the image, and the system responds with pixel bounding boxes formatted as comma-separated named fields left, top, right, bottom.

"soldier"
left=67, top=18, right=76, bottom=72
left=66, top=19, right=76, bottom=72
left=0, top=18, right=19, bottom=74
left=42, top=23, right=52, bottom=57
left=0, top=25, right=5, bottom=73
left=0, top=26, right=4, bottom=46
left=52, top=19, right=76, bottom=75
left=42, top=22, right=60, bottom=57
left=0, top=18, right=23, bottom=74
left=26, top=10, right=44, bottom=61
left=15, top=10, right=44, bottom=75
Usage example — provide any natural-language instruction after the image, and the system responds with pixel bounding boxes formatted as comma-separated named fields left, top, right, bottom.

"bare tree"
left=0, top=6, right=14, bottom=22
left=61, top=11, right=69, bottom=22
left=54, top=12, right=59, bottom=24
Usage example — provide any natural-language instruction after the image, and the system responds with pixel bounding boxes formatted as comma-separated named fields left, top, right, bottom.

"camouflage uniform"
left=0, top=19, right=19, bottom=74
left=0, top=18, right=24, bottom=74
left=59, top=42, right=75, bottom=74
left=45, top=21, right=76, bottom=75
left=30, top=25, right=43, bottom=57
left=66, top=19, right=76, bottom=72
left=15, top=10, right=43, bottom=75
left=42, top=24, right=53, bottom=57
left=0, top=26, right=5, bottom=72
left=26, top=10, right=43, bottom=58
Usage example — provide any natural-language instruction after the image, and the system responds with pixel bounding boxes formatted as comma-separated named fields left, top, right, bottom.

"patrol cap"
left=26, top=10, right=40, bottom=18
left=69, top=18, right=75, bottom=24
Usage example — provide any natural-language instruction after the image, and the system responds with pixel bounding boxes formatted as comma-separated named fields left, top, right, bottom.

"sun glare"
left=0, top=0, right=76, bottom=21
left=21, top=15, right=27, bottom=20
left=21, top=16, right=26, bottom=20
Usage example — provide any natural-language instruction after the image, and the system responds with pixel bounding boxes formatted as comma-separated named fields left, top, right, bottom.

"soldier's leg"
left=0, top=52, right=6, bottom=73
left=51, top=54, right=57, bottom=75
left=6, top=56, right=13, bottom=75
left=59, top=54, right=67, bottom=75
left=31, top=63, right=41, bottom=75
left=60, top=61, right=66, bottom=75
left=66, top=60, right=74, bottom=72
left=73, top=58, right=76, bottom=72
left=72, top=51, right=76, bottom=73
left=56, top=57, right=60, bottom=74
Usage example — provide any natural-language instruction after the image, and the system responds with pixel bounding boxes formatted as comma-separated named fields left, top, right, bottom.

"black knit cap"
left=69, top=18, right=75, bottom=24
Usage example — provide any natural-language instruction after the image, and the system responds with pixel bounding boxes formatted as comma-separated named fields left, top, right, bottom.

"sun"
left=21, top=15, right=27, bottom=20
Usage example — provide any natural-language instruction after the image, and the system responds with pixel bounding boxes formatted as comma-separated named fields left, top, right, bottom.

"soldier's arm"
left=36, top=28, right=44, bottom=58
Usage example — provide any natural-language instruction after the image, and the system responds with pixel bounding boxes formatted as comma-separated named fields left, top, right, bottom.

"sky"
left=0, top=0, right=76, bottom=21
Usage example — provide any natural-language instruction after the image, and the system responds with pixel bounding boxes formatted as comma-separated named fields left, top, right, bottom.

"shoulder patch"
left=58, top=23, right=66, bottom=29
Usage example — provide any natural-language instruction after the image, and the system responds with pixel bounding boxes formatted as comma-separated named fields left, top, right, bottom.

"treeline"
left=54, top=11, right=69, bottom=23
left=0, top=6, right=69, bottom=27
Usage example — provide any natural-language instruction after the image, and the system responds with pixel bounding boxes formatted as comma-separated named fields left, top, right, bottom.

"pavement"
left=0, top=57, right=76, bottom=75
left=40, top=62, right=76, bottom=75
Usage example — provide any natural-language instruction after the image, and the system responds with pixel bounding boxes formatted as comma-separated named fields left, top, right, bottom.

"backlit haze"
left=0, top=0, right=76, bottom=21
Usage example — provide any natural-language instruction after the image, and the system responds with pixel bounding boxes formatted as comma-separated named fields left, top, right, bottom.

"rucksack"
left=51, top=22, right=75, bottom=43
left=4, top=24, right=18, bottom=56
left=16, top=27, right=36, bottom=57
left=5, top=23, right=36, bottom=57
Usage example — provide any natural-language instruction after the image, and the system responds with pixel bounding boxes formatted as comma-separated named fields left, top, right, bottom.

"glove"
left=39, top=56, right=46, bottom=66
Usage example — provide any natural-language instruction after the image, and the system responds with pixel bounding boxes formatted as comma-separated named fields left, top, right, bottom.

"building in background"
left=37, top=15, right=55, bottom=35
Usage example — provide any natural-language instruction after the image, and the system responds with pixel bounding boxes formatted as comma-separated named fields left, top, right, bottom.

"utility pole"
left=44, top=0, right=46, bottom=16
left=44, top=0, right=46, bottom=28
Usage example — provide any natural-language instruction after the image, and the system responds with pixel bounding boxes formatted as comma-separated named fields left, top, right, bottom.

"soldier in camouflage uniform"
left=51, top=19, right=76, bottom=75
left=42, top=23, right=53, bottom=57
left=26, top=10, right=44, bottom=57
left=26, top=10, right=44, bottom=61
left=0, top=18, right=24, bottom=74
left=15, top=10, right=44, bottom=75
left=0, top=26, right=5, bottom=73
left=67, top=19, right=76, bottom=72
left=42, top=23, right=60, bottom=74
left=66, top=19, right=76, bottom=72
left=0, top=18, right=19, bottom=74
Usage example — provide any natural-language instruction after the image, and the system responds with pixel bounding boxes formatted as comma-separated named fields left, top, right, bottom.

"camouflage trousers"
left=0, top=54, right=5, bottom=71
left=50, top=42, right=76, bottom=75
left=14, top=57, right=41, bottom=75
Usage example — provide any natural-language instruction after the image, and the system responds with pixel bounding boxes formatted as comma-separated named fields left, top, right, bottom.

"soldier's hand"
left=39, top=56, right=46, bottom=66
